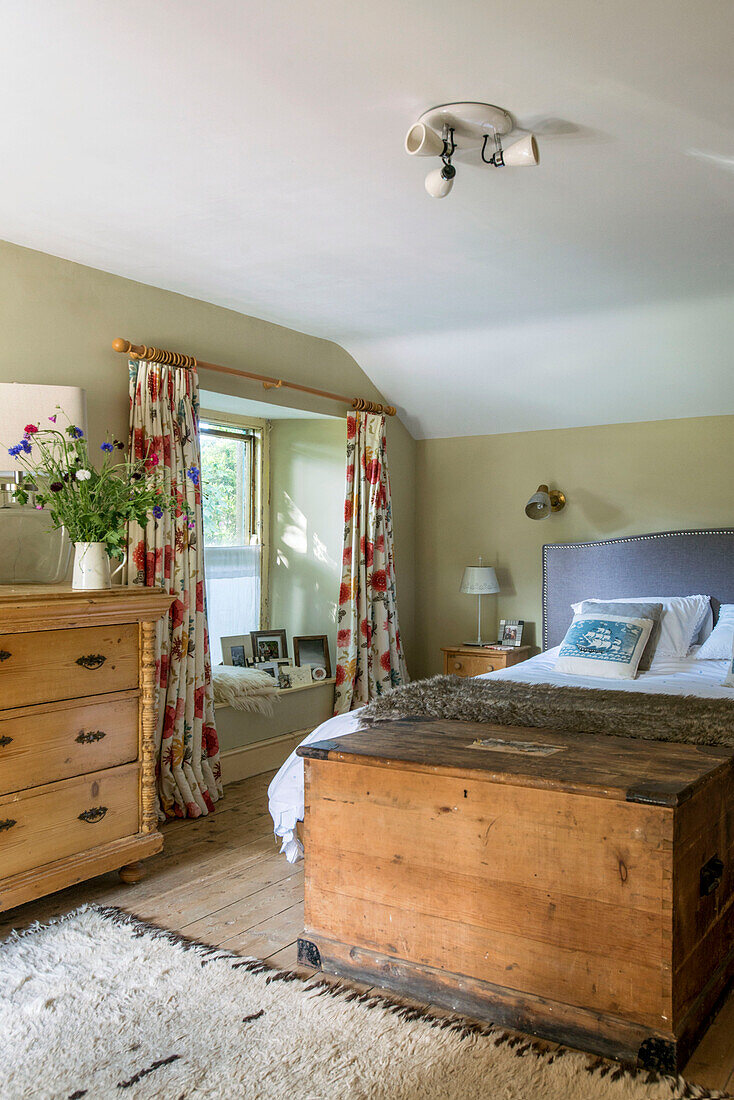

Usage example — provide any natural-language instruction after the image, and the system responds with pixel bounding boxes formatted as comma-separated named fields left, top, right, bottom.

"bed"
left=269, top=528, right=734, bottom=862
left=283, top=528, right=734, bottom=1069
left=282, top=529, right=734, bottom=1069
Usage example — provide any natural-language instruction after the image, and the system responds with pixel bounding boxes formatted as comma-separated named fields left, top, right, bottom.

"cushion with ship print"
left=555, top=613, right=654, bottom=680
left=577, top=600, right=663, bottom=670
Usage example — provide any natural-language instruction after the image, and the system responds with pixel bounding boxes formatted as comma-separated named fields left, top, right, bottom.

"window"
left=200, top=416, right=267, bottom=664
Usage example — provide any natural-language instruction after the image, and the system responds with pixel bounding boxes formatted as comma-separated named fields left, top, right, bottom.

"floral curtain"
left=125, top=360, right=222, bottom=819
left=334, top=412, right=408, bottom=713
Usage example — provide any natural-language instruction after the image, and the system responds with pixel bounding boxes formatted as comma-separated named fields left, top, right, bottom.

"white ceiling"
left=1, top=1, right=732, bottom=438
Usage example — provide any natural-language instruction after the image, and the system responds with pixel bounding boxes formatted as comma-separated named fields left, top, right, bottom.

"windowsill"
left=276, top=677, right=336, bottom=695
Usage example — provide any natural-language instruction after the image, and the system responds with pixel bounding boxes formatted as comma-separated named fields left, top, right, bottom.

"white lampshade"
left=503, top=134, right=539, bottom=167
left=460, top=566, right=500, bottom=595
left=405, top=123, right=445, bottom=157
left=425, top=167, right=454, bottom=198
left=0, top=384, right=88, bottom=475
left=525, top=484, right=551, bottom=519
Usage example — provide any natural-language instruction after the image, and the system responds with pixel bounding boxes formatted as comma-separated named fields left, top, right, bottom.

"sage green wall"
left=268, top=417, right=346, bottom=671
left=415, top=415, right=734, bottom=677
left=0, top=239, right=416, bottom=667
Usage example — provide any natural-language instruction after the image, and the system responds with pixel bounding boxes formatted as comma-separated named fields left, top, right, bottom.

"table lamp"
left=0, top=383, right=87, bottom=583
left=0, top=383, right=88, bottom=475
left=460, top=557, right=500, bottom=645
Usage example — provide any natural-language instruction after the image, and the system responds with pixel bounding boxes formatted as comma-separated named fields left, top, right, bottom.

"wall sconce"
left=525, top=484, right=566, bottom=520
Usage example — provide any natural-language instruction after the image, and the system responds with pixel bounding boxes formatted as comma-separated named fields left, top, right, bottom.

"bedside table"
left=441, top=644, right=532, bottom=678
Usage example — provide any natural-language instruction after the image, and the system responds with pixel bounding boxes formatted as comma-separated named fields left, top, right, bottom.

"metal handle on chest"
left=0, top=650, right=11, bottom=662
left=0, top=735, right=12, bottom=747
left=78, top=806, right=108, bottom=824
left=76, top=654, right=107, bottom=670
left=75, top=730, right=106, bottom=744
left=700, top=855, right=724, bottom=897
left=0, top=819, right=17, bottom=833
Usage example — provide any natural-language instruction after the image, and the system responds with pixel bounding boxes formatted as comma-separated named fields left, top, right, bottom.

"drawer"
left=0, top=693, right=139, bottom=795
left=0, top=623, right=138, bottom=709
left=0, top=763, right=140, bottom=879
left=447, top=654, right=503, bottom=677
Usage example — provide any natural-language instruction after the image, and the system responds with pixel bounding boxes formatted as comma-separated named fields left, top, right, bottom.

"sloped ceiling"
left=1, top=1, right=732, bottom=438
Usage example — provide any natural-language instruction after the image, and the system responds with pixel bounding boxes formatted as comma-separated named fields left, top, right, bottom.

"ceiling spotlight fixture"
left=404, top=101, right=539, bottom=198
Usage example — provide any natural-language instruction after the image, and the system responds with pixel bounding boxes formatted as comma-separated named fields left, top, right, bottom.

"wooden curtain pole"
left=112, top=338, right=397, bottom=416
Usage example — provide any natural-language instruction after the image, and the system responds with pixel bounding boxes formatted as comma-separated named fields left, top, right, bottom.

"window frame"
left=199, top=408, right=271, bottom=631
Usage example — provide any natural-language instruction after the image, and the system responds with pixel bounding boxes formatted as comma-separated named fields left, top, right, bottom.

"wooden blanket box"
left=297, top=718, right=734, bottom=1072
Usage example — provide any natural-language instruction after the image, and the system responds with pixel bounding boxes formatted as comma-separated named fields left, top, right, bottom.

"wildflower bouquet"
left=7, top=413, right=196, bottom=560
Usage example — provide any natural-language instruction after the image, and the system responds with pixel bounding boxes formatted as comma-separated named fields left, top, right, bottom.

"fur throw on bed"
left=361, top=675, right=734, bottom=748
left=212, top=666, right=279, bottom=714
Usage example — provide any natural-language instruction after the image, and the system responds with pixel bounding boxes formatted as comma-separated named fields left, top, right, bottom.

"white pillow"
left=556, top=614, right=654, bottom=680
left=570, top=595, right=710, bottom=659
left=724, top=644, right=734, bottom=688
left=697, top=605, right=734, bottom=660
left=696, top=605, right=715, bottom=645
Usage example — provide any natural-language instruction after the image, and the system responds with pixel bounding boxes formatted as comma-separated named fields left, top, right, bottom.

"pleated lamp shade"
left=460, top=566, right=500, bottom=595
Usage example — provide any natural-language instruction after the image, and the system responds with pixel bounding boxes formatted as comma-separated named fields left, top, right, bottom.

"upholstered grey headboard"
left=543, top=530, right=734, bottom=650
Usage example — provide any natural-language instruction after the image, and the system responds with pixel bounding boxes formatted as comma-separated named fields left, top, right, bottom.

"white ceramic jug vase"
left=71, top=542, right=126, bottom=590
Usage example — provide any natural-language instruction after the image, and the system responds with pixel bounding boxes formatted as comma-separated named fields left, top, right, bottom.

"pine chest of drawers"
left=0, top=585, right=173, bottom=912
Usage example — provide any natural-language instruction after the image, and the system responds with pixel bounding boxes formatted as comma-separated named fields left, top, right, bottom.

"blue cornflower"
left=20, top=438, right=32, bottom=454
left=152, top=505, right=164, bottom=519
left=66, top=425, right=84, bottom=439
left=100, top=441, right=114, bottom=452
left=7, top=444, right=21, bottom=457
left=186, top=465, right=200, bottom=486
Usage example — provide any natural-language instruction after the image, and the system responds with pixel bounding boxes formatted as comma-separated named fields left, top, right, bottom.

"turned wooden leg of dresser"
left=118, top=861, right=146, bottom=884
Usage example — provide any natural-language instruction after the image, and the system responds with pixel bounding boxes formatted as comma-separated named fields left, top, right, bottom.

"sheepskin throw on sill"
left=211, top=666, right=279, bottom=714
left=361, top=675, right=734, bottom=748
left=0, top=906, right=720, bottom=1100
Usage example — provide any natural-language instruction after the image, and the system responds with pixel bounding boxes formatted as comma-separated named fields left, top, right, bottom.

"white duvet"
left=267, top=647, right=734, bottom=862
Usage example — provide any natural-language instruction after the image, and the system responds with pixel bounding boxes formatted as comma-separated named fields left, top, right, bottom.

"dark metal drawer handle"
left=0, top=650, right=10, bottom=662
left=78, top=806, right=108, bottom=824
left=75, top=730, right=106, bottom=744
left=0, top=735, right=12, bottom=747
left=76, top=654, right=107, bottom=670
left=700, top=855, right=724, bottom=897
left=0, top=819, right=16, bottom=833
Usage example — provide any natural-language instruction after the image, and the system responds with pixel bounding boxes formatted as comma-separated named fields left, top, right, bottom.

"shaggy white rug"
left=0, top=907, right=726, bottom=1100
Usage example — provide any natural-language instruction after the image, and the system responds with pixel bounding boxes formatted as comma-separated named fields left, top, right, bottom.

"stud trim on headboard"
left=542, top=529, right=734, bottom=650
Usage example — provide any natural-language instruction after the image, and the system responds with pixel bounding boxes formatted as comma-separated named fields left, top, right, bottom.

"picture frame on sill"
left=293, top=634, right=331, bottom=679
left=279, top=665, right=312, bottom=690
left=256, top=660, right=282, bottom=679
left=250, top=629, right=288, bottom=663
left=221, top=634, right=254, bottom=667
left=498, top=619, right=524, bottom=647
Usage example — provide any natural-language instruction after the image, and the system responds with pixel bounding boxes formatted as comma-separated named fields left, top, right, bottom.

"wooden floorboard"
left=1, top=767, right=733, bottom=1092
